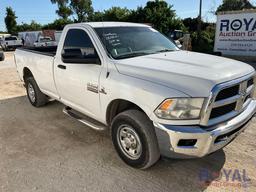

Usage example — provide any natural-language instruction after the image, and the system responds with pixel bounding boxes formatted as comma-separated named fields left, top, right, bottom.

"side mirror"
left=62, top=48, right=101, bottom=64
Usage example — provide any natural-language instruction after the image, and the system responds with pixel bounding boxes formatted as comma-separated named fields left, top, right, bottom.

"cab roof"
left=67, top=22, right=151, bottom=28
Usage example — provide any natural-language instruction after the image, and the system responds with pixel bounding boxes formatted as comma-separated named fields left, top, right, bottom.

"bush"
left=43, top=19, right=73, bottom=30
left=16, top=21, right=42, bottom=32
left=191, top=25, right=215, bottom=54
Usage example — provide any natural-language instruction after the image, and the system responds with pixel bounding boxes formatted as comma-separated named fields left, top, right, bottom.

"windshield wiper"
left=115, top=52, right=150, bottom=59
left=155, top=49, right=175, bottom=53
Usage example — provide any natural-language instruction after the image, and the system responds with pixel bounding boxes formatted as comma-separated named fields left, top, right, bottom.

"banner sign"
left=214, top=11, right=256, bottom=56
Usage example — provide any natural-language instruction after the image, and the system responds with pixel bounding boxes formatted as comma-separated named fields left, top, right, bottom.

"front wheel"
left=111, top=110, right=160, bottom=169
left=25, top=77, right=47, bottom=107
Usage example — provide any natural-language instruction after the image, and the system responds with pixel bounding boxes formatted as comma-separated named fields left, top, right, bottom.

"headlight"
left=154, top=98, right=204, bottom=120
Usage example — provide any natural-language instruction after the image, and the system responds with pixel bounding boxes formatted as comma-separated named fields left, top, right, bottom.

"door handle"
left=58, top=64, right=66, bottom=70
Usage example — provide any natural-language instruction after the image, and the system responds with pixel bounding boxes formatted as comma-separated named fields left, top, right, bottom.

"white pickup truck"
left=2, top=36, right=23, bottom=50
left=15, top=22, right=256, bottom=169
left=33, top=36, right=57, bottom=47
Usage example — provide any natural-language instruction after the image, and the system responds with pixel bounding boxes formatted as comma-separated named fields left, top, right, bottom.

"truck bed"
left=15, top=47, right=57, bottom=97
left=17, top=46, right=57, bottom=57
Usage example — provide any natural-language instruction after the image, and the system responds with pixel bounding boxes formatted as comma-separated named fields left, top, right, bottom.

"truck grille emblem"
left=236, top=81, right=248, bottom=111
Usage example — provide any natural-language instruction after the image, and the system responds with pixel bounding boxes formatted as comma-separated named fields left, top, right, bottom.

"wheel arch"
left=23, top=67, right=34, bottom=82
left=106, top=99, right=151, bottom=126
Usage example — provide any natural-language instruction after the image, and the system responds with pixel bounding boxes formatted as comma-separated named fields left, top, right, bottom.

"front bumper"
left=154, top=100, right=256, bottom=158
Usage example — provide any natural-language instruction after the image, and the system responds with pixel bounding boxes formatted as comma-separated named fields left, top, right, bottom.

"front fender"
left=100, top=71, right=188, bottom=123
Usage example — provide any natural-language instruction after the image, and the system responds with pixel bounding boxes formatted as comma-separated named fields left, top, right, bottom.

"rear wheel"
left=111, top=110, right=160, bottom=169
left=25, top=77, right=47, bottom=107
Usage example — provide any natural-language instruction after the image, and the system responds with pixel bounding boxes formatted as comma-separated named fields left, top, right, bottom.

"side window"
left=62, top=29, right=100, bottom=64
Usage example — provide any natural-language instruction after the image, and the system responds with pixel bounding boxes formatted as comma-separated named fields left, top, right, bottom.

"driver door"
left=54, top=28, right=102, bottom=119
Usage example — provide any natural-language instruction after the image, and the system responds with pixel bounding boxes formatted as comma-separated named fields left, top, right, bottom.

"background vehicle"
left=14, top=22, right=256, bottom=169
left=0, top=45, right=4, bottom=61
left=18, top=31, right=42, bottom=47
left=167, top=30, right=185, bottom=49
left=168, top=30, right=184, bottom=41
left=1, top=36, right=23, bottom=51
left=33, top=36, right=57, bottom=47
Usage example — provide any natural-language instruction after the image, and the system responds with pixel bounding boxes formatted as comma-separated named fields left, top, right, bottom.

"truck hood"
left=113, top=51, right=255, bottom=97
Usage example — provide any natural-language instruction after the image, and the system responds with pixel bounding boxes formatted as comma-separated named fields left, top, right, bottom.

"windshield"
left=94, top=27, right=178, bottom=59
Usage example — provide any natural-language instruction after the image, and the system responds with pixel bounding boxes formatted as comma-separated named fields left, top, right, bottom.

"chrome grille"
left=200, top=73, right=255, bottom=127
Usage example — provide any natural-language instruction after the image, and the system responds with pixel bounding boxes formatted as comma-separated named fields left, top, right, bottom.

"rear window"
left=5, top=37, right=17, bottom=41
left=40, top=37, right=52, bottom=42
left=64, top=29, right=93, bottom=48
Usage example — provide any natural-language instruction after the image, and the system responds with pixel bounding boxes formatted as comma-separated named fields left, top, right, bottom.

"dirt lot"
left=0, top=52, right=255, bottom=192
left=0, top=52, right=26, bottom=100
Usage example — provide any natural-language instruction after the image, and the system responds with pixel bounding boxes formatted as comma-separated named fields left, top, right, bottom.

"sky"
left=0, top=0, right=254, bottom=31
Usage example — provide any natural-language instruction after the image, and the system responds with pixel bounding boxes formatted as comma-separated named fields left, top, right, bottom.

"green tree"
left=128, top=7, right=146, bottom=23
left=191, top=25, right=215, bottom=53
left=90, top=11, right=104, bottom=21
left=57, top=4, right=73, bottom=19
left=183, top=17, right=211, bottom=32
left=101, top=7, right=131, bottom=21
left=216, top=0, right=255, bottom=13
left=4, top=7, right=17, bottom=34
left=16, top=21, right=42, bottom=32
left=133, top=0, right=180, bottom=34
left=70, top=0, right=93, bottom=22
left=43, top=18, right=73, bottom=30
left=50, top=0, right=72, bottom=19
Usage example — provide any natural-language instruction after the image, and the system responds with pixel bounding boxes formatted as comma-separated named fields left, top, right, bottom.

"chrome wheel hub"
left=117, top=125, right=142, bottom=160
left=28, top=83, right=35, bottom=103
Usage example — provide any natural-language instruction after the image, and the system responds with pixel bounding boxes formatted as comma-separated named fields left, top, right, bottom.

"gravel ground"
left=0, top=52, right=26, bottom=100
left=0, top=52, right=255, bottom=192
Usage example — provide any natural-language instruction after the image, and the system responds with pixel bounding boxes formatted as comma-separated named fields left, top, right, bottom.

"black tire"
left=111, top=110, right=160, bottom=169
left=25, top=77, right=47, bottom=107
